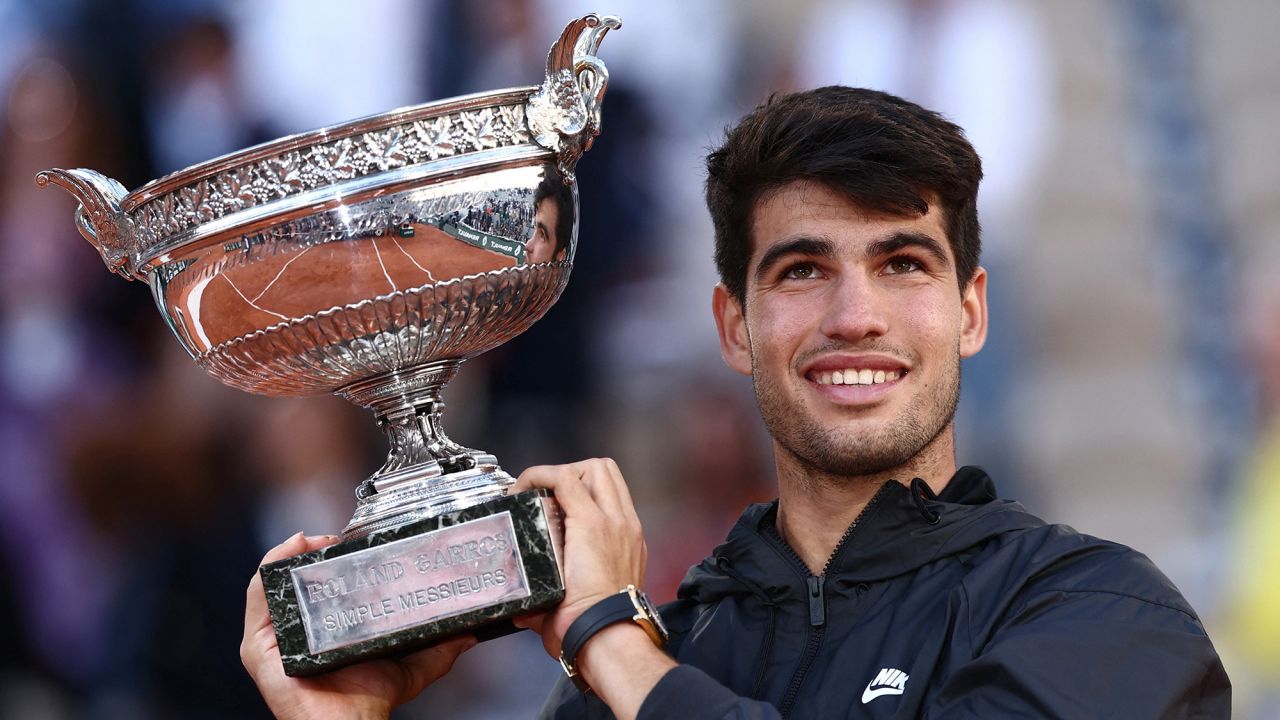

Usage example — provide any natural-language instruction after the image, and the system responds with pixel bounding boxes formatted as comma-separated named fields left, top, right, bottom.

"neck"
left=773, top=427, right=956, bottom=575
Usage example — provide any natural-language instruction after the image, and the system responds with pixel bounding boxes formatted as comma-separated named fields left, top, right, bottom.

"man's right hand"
left=511, top=458, right=676, bottom=720
left=242, top=533, right=476, bottom=720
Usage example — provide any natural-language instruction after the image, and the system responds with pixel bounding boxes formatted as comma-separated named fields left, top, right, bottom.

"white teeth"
left=816, top=368, right=904, bottom=386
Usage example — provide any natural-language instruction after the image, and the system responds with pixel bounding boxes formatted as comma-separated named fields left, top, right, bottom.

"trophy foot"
left=260, top=490, right=565, bottom=676
left=343, top=461, right=515, bottom=540
left=337, top=361, right=517, bottom=540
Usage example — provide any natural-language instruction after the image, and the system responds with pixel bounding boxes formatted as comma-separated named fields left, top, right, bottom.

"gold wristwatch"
left=559, top=584, right=669, bottom=694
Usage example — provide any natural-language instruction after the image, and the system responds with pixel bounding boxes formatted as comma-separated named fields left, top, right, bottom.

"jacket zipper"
left=768, top=483, right=891, bottom=718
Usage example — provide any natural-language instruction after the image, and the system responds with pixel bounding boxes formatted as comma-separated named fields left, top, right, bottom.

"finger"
left=571, top=459, right=644, bottom=543
left=518, top=465, right=602, bottom=520
left=572, top=458, right=627, bottom=520
left=516, top=460, right=635, bottom=521
left=508, top=474, right=532, bottom=495
left=301, top=534, right=342, bottom=552
left=396, top=635, right=478, bottom=699
left=245, top=533, right=338, bottom=646
left=263, top=531, right=313, bottom=564
left=513, top=612, right=546, bottom=634
left=601, top=458, right=644, bottom=530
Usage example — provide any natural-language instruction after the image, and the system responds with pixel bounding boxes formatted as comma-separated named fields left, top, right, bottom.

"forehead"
left=748, top=180, right=950, bottom=263
left=536, top=195, right=559, bottom=217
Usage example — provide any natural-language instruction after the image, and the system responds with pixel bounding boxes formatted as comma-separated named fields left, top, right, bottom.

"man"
left=527, top=165, right=575, bottom=265
left=243, top=86, right=1229, bottom=719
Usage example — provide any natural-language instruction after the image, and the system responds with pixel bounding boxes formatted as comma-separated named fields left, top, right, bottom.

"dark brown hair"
left=535, top=165, right=577, bottom=257
left=706, top=86, right=983, bottom=302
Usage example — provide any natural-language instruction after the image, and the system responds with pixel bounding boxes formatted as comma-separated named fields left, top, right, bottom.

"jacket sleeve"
left=637, top=666, right=784, bottom=720
left=537, top=665, right=784, bottom=720
left=926, top=587, right=1231, bottom=718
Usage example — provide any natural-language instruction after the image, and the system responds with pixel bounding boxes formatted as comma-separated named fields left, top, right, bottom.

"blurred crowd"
left=0, top=0, right=1276, bottom=718
left=456, top=195, right=534, bottom=246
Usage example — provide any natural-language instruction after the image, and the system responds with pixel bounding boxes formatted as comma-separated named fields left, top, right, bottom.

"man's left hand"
left=510, top=457, right=649, bottom=658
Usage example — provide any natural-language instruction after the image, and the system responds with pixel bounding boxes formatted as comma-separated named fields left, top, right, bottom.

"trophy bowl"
left=38, top=13, right=619, bottom=675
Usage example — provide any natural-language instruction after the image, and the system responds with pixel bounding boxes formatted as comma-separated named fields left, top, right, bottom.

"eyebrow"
left=753, top=237, right=835, bottom=283
left=868, top=232, right=951, bottom=268
left=752, top=231, right=951, bottom=283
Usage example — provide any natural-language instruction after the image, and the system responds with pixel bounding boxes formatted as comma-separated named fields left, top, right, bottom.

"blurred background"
left=0, top=0, right=1276, bottom=717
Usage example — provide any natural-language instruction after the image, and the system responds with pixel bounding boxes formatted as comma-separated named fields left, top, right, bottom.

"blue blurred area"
left=0, top=0, right=1276, bottom=717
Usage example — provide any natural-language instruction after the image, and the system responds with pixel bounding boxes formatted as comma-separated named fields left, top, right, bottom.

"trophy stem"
left=336, top=360, right=514, bottom=540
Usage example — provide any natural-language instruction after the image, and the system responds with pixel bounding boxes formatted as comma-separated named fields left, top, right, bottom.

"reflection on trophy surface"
left=36, top=13, right=619, bottom=676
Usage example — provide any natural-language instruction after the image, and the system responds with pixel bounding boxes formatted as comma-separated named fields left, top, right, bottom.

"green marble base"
left=260, top=489, right=564, bottom=676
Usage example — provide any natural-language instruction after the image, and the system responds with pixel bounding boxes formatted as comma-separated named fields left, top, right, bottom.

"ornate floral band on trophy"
left=38, top=14, right=619, bottom=676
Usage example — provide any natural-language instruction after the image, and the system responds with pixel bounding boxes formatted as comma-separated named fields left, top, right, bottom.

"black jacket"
left=538, top=467, right=1230, bottom=719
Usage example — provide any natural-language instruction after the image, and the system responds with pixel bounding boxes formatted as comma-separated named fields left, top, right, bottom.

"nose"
left=817, top=273, right=889, bottom=342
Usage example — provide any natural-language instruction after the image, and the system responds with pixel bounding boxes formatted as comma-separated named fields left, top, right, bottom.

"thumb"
left=393, top=635, right=477, bottom=701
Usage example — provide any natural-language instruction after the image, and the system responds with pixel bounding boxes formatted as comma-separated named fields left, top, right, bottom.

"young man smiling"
left=523, top=87, right=1230, bottom=718
left=242, top=87, right=1229, bottom=719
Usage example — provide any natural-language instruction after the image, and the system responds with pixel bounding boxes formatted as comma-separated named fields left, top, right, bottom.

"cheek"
left=748, top=303, right=810, bottom=363
left=895, top=291, right=963, bottom=350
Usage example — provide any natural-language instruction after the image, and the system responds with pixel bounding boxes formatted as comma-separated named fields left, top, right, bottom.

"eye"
left=782, top=263, right=821, bottom=280
left=883, top=256, right=923, bottom=275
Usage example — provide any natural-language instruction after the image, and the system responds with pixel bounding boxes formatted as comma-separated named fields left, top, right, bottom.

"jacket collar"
left=678, top=466, right=1041, bottom=603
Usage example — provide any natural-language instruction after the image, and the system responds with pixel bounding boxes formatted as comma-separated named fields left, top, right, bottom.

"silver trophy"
left=38, top=13, right=619, bottom=676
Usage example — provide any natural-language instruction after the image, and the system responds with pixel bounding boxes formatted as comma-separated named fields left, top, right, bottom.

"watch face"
left=634, top=589, right=669, bottom=641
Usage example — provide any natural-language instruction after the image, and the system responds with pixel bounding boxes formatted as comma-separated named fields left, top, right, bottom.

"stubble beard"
left=752, top=351, right=961, bottom=481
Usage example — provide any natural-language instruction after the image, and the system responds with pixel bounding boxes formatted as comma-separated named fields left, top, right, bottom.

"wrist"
left=577, top=623, right=675, bottom=720
left=577, top=621, right=666, bottom=679
left=559, top=585, right=668, bottom=695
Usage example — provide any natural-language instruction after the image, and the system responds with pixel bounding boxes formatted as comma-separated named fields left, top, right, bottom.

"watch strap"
left=559, top=591, right=638, bottom=693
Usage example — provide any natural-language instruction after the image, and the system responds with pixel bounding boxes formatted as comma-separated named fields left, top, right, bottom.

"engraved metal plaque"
left=290, top=512, right=529, bottom=653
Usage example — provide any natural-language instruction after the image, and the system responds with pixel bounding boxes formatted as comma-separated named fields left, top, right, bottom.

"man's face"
left=527, top=197, right=561, bottom=265
left=712, top=181, right=987, bottom=477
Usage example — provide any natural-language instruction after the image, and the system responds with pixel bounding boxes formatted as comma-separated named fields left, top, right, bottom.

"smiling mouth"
left=813, top=368, right=904, bottom=386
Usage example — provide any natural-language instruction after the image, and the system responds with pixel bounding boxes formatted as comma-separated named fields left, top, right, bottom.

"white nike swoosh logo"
left=862, top=684, right=905, bottom=703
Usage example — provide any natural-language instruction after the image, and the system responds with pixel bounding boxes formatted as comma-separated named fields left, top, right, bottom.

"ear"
left=712, top=284, right=753, bottom=376
left=959, top=267, right=989, bottom=359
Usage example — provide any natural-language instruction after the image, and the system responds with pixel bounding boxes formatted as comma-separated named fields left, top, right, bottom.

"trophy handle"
left=35, top=167, right=137, bottom=280
left=526, top=13, right=622, bottom=173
